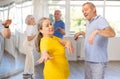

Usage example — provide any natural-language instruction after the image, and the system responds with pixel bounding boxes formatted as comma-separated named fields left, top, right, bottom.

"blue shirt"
left=85, top=15, right=110, bottom=62
left=53, top=20, right=65, bottom=38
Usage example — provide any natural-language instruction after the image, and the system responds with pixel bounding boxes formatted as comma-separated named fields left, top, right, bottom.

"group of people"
left=22, top=9, right=67, bottom=79
left=36, top=2, right=115, bottom=79
left=0, top=2, right=115, bottom=79
left=37, top=2, right=115, bottom=79
left=22, top=8, right=67, bottom=79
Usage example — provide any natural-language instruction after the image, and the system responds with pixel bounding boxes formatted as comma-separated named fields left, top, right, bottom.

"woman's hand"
left=65, top=40, right=74, bottom=54
left=2, top=19, right=12, bottom=28
left=37, top=50, right=53, bottom=64
left=88, top=30, right=98, bottom=45
left=74, top=31, right=85, bottom=40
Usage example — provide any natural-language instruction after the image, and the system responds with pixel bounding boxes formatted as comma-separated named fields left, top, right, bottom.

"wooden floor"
left=1, top=52, right=120, bottom=79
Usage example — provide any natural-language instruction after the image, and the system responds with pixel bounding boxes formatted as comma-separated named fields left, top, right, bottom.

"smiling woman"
left=35, top=17, right=74, bottom=79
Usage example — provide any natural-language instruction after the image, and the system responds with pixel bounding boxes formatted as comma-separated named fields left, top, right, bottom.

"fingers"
left=88, top=35, right=93, bottom=44
left=88, top=38, right=93, bottom=45
left=88, top=33, right=94, bottom=45
left=74, top=36, right=78, bottom=40
left=37, top=56, right=54, bottom=64
left=88, top=30, right=98, bottom=45
left=65, top=45, right=74, bottom=54
left=68, top=47, right=74, bottom=54
left=48, top=57, right=54, bottom=60
left=37, top=58, right=44, bottom=64
left=74, top=34, right=78, bottom=40
left=6, top=19, right=12, bottom=26
left=2, top=19, right=12, bottom=27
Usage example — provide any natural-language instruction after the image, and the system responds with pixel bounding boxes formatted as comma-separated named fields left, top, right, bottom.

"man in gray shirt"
left=74, top=2, right=115, bottom=79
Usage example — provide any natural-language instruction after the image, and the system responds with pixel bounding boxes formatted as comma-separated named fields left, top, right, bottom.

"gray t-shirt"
left=85, top=15, right=110, bottom=62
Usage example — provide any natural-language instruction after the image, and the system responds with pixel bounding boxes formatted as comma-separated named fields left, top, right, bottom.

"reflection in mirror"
left=0, top=0, right=40, bottom=79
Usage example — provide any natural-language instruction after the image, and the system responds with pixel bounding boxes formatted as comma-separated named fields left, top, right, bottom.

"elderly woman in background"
left=23, top=15, right=37, bottom=79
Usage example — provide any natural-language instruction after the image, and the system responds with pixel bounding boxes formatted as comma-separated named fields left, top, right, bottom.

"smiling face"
left=28, top=17, right=35, bottom=25
left=54, top=10, right=61, bottom=21
left=39, top=19, right=54, bottom=37
left=82, top=2, right=96, bottom=21
left=25, top=15, right=35, bottom=25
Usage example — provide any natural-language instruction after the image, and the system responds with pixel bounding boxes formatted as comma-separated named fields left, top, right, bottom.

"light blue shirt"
left=85, top=15, right=110, bottom=62
left=53, top=20, right=65, bottom=38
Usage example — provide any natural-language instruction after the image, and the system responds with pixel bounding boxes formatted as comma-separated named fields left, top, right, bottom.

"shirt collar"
left=90, top=15, right=100, bottom=23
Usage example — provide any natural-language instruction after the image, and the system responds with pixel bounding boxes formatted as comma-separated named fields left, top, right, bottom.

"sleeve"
left=53, top=36, right=61, bottom=41
left=60, top=21, right=65, bottom=29
left=98, top=17, right=110, bottom=30
left=40, top=38, right=50, bottom=51
left=25, top=26, right=34, bottom=36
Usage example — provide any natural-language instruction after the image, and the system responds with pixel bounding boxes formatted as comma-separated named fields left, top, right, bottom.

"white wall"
left=108, top=38, right=120, bottom=61
left=64, top=36, right=120, bottom=61
left=64, top=36, right=78, bottom=61
left=4, top=34, right=120, bottom=61
left=33, top=0, right=49, bottom=21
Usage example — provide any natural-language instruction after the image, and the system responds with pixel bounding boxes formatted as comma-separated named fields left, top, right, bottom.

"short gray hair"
left=54, top=10, right=61, bottom=15
left=82, top=2, right=96, bottom=9
left=25, top=15, right=34, bottom=24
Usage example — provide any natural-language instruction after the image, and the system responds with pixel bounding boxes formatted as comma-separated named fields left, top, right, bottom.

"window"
left=48, top=0, right=120, bottom=37
left=15, top=1, right=33, bottom=33
left=0, top=7, right=4, bottom=21
left=105, top=0, right=120, bottom=37
left=48, top=0, right=104, bottom=35
left=1, top=0, right=120, bottom=36
left=70, top=0, right=87, bottom=34
left=48, top=0, right=66, bottom=26
left=48, top=6, right=65, bottom=24
left=70, top=0, right=104, bottom=34
left=0, top=0, right=33, bottom=33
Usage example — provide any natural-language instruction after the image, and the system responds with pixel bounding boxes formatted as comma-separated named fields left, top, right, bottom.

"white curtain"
left=33, top=0, right=49, bottom=21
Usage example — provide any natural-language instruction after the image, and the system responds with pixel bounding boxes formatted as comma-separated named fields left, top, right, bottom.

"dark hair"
left=35, top=17, right=50, bottom=52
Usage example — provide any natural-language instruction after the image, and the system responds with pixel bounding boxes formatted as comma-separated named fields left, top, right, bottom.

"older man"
left=53, top=10, right=66, bottom=38
left=74, top=2, right=115, bottom=79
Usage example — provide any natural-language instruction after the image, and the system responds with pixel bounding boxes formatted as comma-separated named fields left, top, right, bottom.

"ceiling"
left=0, top=0, right=30, bottom=6
left=0, top=0, right=14, bottom=5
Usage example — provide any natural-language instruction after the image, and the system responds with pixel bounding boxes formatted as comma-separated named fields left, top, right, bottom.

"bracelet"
left=5, top=26, right=9, bottom=28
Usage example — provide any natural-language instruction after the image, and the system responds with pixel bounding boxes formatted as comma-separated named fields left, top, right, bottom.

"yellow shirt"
left=40, top=36, right=70, bottom=79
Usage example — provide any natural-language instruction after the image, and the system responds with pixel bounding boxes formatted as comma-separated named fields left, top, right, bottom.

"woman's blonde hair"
left=35, top=17, right=50, bottom=52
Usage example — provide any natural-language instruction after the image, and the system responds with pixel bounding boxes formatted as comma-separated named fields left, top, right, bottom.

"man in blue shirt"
left=53, top=10, right=66, bottom=38
left=74, top=2, right=115, bottom=79
left=0, top=19, right=11, bottom=62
